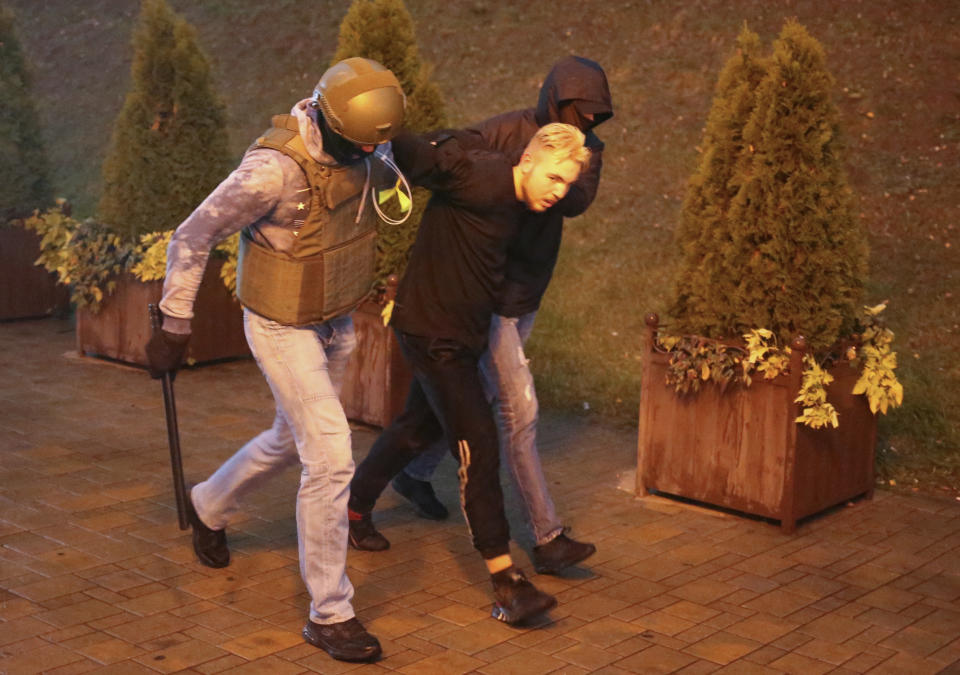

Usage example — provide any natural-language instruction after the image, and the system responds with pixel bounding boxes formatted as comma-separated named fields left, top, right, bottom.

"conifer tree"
left=672, top=20, right=867, bottom=351
left=0, top=3, right=52, bottom=220
left=332, top=0, right=447, bottom=282
left=672, top=25, right=767, bottom=337
left=98, top=0, right=229, bottom=239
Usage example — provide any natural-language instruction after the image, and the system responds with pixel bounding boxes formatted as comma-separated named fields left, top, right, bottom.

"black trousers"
left=349, top=330, right=510, bottom=559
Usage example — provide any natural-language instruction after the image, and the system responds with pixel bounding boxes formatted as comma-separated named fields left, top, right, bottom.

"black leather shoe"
left=348, top=513, right=390, bottom=551
left=185, top=489, right=229, bottom=568
left=490, top=565, right=557, bottom=625
left=532, top=532, right=596, bottom=574
left=303, top=616, right=381, bottom=662
left=391, top=471, right=449, bottom=520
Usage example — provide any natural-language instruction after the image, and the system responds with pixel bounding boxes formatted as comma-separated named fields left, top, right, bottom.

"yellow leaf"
left=658, top=336, right=680, bottom=351
left=396, top=187, right=412, bottom=214
left=378, top=187, right=396, bottom=205
left=378, top=178, right=412, bottom=213
left=381, top=300, right=394, bottom=327
left=700, top=362, right=710, bottom=380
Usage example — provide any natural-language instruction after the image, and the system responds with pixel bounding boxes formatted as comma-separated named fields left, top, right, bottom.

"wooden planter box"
left=76, top=261, right=410, bottom=425
left=0, top=226, right=69, bottom=320
left=75, top=258, right=248, bottom=366
left=340, top=298, right=413, bottom=428
left=636, top=316, right=877, bottom=533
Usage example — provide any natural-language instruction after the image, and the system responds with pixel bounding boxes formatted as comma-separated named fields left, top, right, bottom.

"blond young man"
left=348, top=124, right=589, bottom=625
left=394, top=57, right=611, bottom=578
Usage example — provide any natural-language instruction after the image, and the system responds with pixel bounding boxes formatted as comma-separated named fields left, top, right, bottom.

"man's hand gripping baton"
left=148, top=303, right=190, bottom=530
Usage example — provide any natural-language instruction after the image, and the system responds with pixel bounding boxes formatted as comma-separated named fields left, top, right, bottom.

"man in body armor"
left=145, top=57, right=405, bottom=663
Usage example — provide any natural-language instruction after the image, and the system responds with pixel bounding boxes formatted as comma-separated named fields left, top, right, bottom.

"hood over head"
left=535, top=56, right=613, bottom=133
left=291, top=98, right=376, bottom=166
left=291, top=99, right=339, bottom=165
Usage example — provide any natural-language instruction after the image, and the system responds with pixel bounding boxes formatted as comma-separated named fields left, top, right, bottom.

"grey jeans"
left=192, top=310, right=357, bottom=624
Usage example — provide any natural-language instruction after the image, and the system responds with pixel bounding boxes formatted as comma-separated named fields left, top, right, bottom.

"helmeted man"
left=376, top=55, right=614, bottom=574
left=145, top=57, right=406, bottom=663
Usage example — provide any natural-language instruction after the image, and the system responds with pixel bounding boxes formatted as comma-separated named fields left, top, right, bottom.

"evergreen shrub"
left=672, top=20, right=868, bottom=352
left=664, top=20, right=900, bottom=427
left=0, top=3, right=52, bottom=221
left=332, top=0, right=447, bottom=284
left=98, top=0, right=229, bottom=240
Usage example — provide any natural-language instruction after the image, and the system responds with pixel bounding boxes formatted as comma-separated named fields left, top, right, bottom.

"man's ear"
left=517, top=151, right=534, bottom=174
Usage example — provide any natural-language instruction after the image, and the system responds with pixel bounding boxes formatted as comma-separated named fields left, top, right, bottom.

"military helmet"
left=313, top=57, right=405, bottom=146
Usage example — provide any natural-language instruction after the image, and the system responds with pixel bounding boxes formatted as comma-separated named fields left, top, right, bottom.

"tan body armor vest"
left=235, top=114, right=378, bottom=325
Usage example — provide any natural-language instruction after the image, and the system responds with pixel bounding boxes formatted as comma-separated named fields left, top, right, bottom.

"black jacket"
left=390, top=131, right=525, bottom=353
left=467, top=56, right=613, bottom=317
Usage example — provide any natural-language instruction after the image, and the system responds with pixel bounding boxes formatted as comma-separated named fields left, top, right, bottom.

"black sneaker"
left=391, top=471, right=449, bottom=520
left=532, top=532, right=596, bottom=574
left=490, top=565, right=557, bottom=625
left=185, top=488, right=229, bottom=568
left=303, top=616, right=381, bottom=662
left=348, top=512, right=390, bottom=551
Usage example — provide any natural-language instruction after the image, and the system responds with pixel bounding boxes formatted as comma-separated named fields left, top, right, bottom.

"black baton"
left=148, top=303, right=189, bottom=530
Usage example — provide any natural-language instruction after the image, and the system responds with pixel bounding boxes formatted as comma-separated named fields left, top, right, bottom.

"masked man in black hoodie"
left=355, top=56, right=613, bottom=575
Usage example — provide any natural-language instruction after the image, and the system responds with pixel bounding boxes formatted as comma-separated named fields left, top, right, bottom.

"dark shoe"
left=347, top=512, right=390, bottom=551
left=185, top=488, right=229, bottom=568
left=532, top=532, right=596, bottom=574
left=490, top=565, right=557, bottom=625
left=303, top=616, right=381, bottom=662
left=391, top=471, right=449, bottom=520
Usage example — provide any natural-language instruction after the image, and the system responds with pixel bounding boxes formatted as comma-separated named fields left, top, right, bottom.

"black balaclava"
left=318, top=110, right=374, bottom=166
left=558, top=99, right=613, bottom=134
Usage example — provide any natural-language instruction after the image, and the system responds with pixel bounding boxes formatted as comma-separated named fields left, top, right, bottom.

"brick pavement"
left=1, top=318, right=959, bottom=674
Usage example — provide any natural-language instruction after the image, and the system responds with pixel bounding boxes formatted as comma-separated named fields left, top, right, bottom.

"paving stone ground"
left=1, top=318, right=959, bottom=674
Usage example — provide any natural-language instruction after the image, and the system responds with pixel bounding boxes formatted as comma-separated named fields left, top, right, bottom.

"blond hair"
left=525, top=123, right=591, bottom=171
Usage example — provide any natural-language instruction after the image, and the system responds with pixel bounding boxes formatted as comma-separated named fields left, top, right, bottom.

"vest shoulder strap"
left=253, top=114, right=322, bottom=173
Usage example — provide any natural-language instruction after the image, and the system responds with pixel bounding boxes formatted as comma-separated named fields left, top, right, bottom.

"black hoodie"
left=466, top=56, right=613, bottom=317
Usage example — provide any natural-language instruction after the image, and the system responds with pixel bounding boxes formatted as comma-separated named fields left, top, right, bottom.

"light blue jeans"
left=403, top=312, right=562, bottom=545
left=192, top=309, right=357, bottom=624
